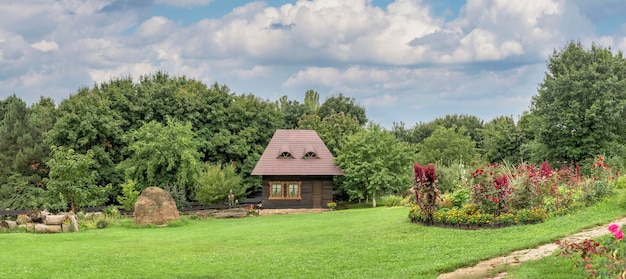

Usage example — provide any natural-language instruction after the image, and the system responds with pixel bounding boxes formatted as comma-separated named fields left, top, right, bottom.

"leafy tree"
left=47, top=88, right=126, bottom=199
left=120, top=117, right=201, bottom=207
left=0, top=96, right=56, bottom=209
left=276, top=95, right=311, bottom=129
left=211, top=94, right=284, bottom=194
left=117, top=179, right=140, bottom=211
left=530, top=41, right=626, bottom=163
left=409, top=114, right=484, bottom=145
left=45, top=146, right=109, bottom=212
left=480, top=116, right=522, bottom=163
left=417, top=126, right=477, bottom=166
left=195, top=163, right=244, bottom=206
left=303, top=89, right=320, bottom=113
left=297, top=111, right=362, bottom=156
left=335, top=123, right=414, bottom=207
left=319, top=93, right=367, bottom=126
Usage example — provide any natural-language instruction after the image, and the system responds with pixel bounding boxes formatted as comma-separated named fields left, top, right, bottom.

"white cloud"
left=156, top=0, right=213, bottom=7
left=30, top=40, right=59, bottom=52
left=363, top=94, right=398, bottom=108
left=0, top=0, right=625, bottom=126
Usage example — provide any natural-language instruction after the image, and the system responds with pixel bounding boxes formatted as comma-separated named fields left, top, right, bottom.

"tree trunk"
left=372, top=192, right=377, bottom=208
left=0, top=220, right=17, bottom=229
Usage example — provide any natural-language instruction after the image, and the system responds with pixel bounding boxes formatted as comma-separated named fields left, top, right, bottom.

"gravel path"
left=437, top=216, right=626, bottom=279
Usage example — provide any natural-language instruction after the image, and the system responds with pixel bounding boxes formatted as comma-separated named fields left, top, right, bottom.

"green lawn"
left=1, top=199, right=624, bottom=279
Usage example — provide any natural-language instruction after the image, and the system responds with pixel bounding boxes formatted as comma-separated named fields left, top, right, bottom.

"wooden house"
left=251, top=130, right=344, bottom=209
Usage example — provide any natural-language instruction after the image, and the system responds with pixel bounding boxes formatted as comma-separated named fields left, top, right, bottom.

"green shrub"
left=196, top=163, right=245, bottom=206
left=104, top=206, right=121, bottom=219
left=117, top=179, right=140, bottom=211
left=450, top=188, right=471, bottom=207
left=380, top=195, right=404, bottom=207
left=439, top=194, right=454, bottom=209
left=614, top=175, right=626, bottom=189
left=96, top=219, right=108, bottom=229
left=435, top=162, right=470, bottom=194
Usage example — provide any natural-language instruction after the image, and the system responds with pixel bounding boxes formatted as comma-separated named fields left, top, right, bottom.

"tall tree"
left=120, top=117, right=201, bottom=207
left=319, top=93, right=367, bottom=126
left=417, top=126, right=477, bottom=166
left=480, top=116, right=522, bottom=163
left=530, top=41, right=626, bottom=163
left=45, top=146, right=109, bottom=212
left=276, top=95, right=311, bottom=129
left=0, top=96, right=56, bottom=210
left=47, top=88, right=126, bottom=199
left=303, top=89, right=320, bottom=113
left=335, top=123, right=414, bottom=207
left=297, top=111, right=362, bottom=156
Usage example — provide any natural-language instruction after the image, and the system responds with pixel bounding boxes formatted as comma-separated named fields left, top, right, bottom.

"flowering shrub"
left=410, top=157, right=616, bottom=229
left=412, top=163, right=439, bottom=224
left=558, top=224, right=626, bottom=278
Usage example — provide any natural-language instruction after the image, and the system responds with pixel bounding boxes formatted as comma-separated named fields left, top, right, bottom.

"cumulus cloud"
left=0, top=0, right=625, bottom=126
left=30, top=40, right=59, bottom=52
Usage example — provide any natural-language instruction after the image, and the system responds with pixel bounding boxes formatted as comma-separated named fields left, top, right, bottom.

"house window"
left=303, top=151, right=317, bottom=159
left=269, top=181, right=302, bottom=200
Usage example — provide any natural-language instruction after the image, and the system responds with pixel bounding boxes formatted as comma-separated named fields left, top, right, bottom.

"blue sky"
left=2, top=0, right=626, bottom=127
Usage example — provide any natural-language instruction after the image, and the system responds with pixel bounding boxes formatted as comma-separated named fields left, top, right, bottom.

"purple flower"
left=609, top=224, right=620, bottom=233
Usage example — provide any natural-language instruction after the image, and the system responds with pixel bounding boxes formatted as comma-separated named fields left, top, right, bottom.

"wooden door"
left=312, top=181, right=322, bottom=208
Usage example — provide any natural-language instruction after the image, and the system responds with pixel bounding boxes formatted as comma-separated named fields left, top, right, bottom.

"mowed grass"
left=1, top=198, right=624, bottom=279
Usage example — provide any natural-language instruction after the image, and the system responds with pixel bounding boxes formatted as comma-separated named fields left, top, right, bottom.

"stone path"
left=437, top=216, right=626, bottom=279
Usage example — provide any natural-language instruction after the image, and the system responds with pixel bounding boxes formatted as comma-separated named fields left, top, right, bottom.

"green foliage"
left=530, top=41, right=626, bottom=163
left=480, top=116, right=522, bottom=163
left=195, top=163, right=244, bottom=206
left=318, top=93, right=367, bottom=126
left=276, top=95, right=312, bottom=129
left=434, top=162, right=470, bottom=193
left=450, top=188, right=471, bottom=207
left=297, top=110, right=362, bottom=156
left=121, top=117, right=201, bottom=207
left=335, top=123, right=414, bottom=207
left=117, top=179, right=140, bottom=211
left=45, top=146, right=110, bottom=211
left=96, top=219, right=109, bottom=229
left=0, top=96, right=56, bottom=210
left=378, top=195, right=406, bottom=207
left=615, top=175, right=626, bottom=189
left=417, top=126, right=478, bottom=166
left=103, top=205, right=121, bottom=219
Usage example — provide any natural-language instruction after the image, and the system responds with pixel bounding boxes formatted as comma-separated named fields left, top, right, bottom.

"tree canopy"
left=530, top=41, right=626, bottom=163
left=335, top=123, right=414, bottom=207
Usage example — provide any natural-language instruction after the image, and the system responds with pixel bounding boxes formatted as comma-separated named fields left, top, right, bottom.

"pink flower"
left=609, top=224, right=620, bottom=233
left=614, top=230, right=624, bottom=240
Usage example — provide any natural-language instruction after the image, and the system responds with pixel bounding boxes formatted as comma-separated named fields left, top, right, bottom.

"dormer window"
left=302, top=144, right=318, bottom=159
left=277, top=144, right=294, bottom=159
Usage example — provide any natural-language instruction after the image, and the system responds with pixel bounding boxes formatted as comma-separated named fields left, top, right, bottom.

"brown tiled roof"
left=251, top=129, right=344, bottom=176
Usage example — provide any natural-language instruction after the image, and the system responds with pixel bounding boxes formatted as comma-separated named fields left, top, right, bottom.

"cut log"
left=26, top=210, right=44, bottom=223
left=16, top=215, right=31, bottom=225
left=61, top=223, right=71, bottom=232
left=35, top=224, right=62, bottom=233
left=0, top=220, right=17, bottom=229
left=45, top=215, right=66, bottom=225
left=25, top=223, right=36, bottom=232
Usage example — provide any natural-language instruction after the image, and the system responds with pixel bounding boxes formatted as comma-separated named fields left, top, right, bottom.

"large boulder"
left=134, top=187, right=180, bottom=226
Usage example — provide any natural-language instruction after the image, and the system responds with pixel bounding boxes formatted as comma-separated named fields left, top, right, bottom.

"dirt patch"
left=438, top=216, right=626, bottom=279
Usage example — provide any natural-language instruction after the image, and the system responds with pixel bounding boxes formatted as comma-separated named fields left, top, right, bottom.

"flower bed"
left=409, top=156, right=617, bottom=229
